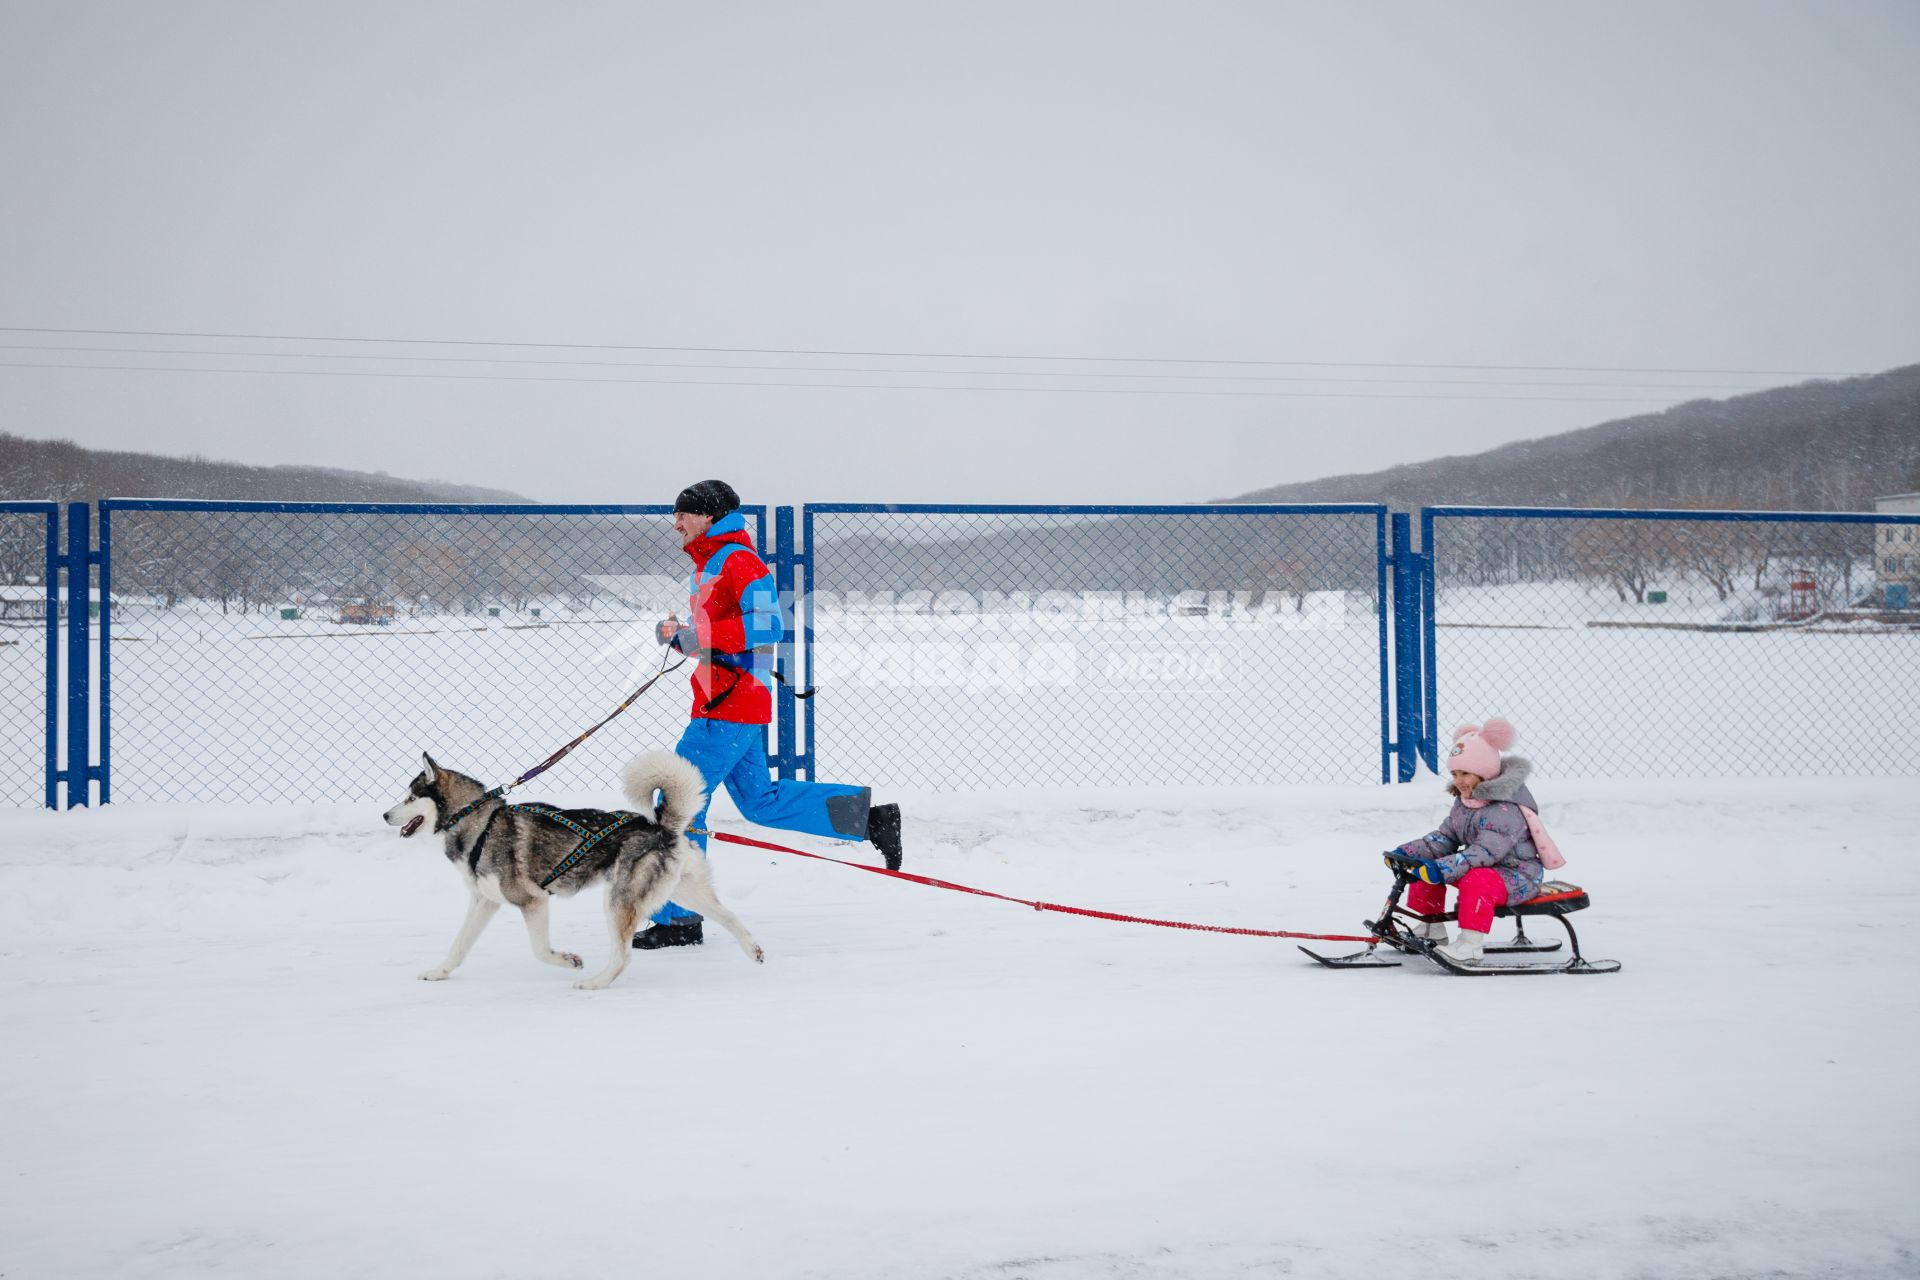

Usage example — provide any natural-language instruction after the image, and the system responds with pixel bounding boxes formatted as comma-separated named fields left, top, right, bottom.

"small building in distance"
left=0, top=584, right=106, bottom=624
left=1873, top=492, right=1920, bottom=607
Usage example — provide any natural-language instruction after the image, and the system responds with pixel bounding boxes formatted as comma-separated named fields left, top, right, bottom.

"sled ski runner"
left=1301, top=867, right=1620, bottom=976
left=1298, top=945, right=1401, bottom=969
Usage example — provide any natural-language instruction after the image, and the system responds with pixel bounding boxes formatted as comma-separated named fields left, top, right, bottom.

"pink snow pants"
left=1408, top=868, right=1509, bottom=933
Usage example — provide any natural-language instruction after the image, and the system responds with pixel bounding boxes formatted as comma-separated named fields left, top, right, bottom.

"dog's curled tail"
left=622, top=751, right=708, bottom=837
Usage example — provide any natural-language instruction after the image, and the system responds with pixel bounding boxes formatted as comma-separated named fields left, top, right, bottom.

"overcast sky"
left=2, top=1, right=1916, bottom=506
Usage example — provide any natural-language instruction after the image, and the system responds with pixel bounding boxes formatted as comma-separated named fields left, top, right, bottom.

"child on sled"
left=1389, top=718, right=1565, bottom=965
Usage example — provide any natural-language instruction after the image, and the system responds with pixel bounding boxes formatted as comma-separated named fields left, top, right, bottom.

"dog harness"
left=516, top=804, right=653, bottom=891
left=442, top=796, right=655, bottom=892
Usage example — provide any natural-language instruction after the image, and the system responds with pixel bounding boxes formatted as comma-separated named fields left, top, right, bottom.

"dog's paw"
left=418, top=967, right=452, bottom=982
left=561, top=952, right=583, bottom=969
left=573, top=975, right=613, bottom=991
left=753, top=946, right=765, bottom=964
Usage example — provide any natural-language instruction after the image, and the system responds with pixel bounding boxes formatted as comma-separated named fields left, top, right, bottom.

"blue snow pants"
left=652, top=718, right=871, bottom=925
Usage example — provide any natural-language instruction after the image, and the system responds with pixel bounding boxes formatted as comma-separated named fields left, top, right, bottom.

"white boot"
left=1412, top=919, right=1450, bottom=945
left=1436, top=929, right=1487, bottom=964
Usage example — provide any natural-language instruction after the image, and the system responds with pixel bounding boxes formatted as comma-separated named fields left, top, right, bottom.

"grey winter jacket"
left=1396, top=757, right=1547, bottom=905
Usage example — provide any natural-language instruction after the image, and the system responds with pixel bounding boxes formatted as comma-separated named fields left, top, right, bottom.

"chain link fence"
left=0, top=504, right=58, bottom=807
left=801, top=505, right=1388, bottom=789
left=98, top=502, right=769, bottom=804
left=34, top=498, right=1917, bottom=806
left=1423, top=507, right=1920, bottom=778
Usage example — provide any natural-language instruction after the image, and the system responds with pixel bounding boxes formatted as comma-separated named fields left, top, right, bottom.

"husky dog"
left=383, top=751, right=764, bottom=990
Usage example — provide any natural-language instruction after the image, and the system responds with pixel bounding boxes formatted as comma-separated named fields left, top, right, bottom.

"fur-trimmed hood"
left=1467, top=755, right=1535, bottom=809
left=1456, top=755, right=1565, bottom=871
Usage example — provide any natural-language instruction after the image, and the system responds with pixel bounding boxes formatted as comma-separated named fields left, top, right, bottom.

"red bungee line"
left=704, top=830, right=1378, bottom=944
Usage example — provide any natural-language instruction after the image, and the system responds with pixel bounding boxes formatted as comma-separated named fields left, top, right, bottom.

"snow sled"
left=1301, top=863, right=1621, bottom=976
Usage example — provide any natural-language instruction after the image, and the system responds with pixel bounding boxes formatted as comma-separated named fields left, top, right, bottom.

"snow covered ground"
left=3, top=775, right=1916, bottom=1278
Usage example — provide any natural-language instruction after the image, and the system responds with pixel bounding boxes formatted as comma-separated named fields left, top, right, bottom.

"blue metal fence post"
left=800, top=505, right=816, bottom=782
left=63, top=503, right=92, bottom=808
left=97, top=502, right=112, bottom=803
left=771, top=505, right=798, bottom=781
left=41, top=505, right=60, bottom=809
left=1376, top=511, right=1390, bottom=783
left=1418, top=508, right=1439, bottom=773
left=1388, top=512, right=1430, bottom=782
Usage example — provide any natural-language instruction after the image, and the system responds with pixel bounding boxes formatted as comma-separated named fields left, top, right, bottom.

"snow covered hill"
left=1219, top=364, right=1920, bottom=511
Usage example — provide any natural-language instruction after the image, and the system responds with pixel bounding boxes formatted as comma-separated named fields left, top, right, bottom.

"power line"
left=0, top=325, right=1863, bottom=378
left=0, top=344, right=1788, bottom=392
left=0, top=359, right=1688, bottom=404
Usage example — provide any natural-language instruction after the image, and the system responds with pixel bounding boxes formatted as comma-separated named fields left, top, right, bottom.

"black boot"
left=867, top=803, right=903, bottom=871
left=632, top=915, right=704, bottom=950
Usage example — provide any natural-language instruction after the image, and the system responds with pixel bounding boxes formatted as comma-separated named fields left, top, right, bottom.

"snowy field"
left=3, top=775, right=1916, bottom=1278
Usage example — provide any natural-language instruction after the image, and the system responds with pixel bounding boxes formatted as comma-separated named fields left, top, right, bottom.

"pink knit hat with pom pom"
left=1447, top=718, right=1515, bottom=780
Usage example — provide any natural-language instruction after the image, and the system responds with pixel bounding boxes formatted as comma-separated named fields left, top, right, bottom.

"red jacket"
left=682, top=512, right=782, bottom=724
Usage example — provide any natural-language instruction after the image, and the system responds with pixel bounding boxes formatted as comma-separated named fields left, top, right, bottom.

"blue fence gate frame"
left=1420, top=504, right=1920, bottom=779
left=0, top=502, right=62, bottom=808
left=64, top=503, right=102, bottom=807
left=768, top=505, right=802, bottom=780
left=82, top=498, right=771, bottom=805
left=1386, top=511, right=1432, bottom=782
left=793, top=503, right=1395, bottom=789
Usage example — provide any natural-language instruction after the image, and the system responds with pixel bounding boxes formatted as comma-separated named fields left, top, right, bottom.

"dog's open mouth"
left=400, top=815, right=425, bottom=838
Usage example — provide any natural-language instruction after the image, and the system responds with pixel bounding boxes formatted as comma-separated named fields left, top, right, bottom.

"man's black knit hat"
left=673, top=479, right=740, bottom=520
